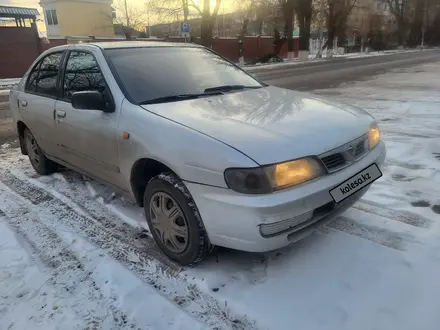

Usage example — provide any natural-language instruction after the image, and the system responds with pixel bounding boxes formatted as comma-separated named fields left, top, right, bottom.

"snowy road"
left=248, top=48, right=440, bottom=91
left=1, top=62, right=440, bottom=330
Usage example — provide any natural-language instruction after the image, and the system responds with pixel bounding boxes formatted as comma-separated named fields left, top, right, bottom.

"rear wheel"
left=24, top=128, right=57, bottom=175
left=144, top=173, right=212, bottom=266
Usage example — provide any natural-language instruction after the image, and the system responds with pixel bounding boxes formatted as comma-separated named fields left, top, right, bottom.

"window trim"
left=25, top=51, right=66, bottom=100
left=59, top=49, right=115, bottom=110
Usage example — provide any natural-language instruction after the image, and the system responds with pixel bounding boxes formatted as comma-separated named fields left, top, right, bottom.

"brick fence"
left=1, top=26, right=298, bottom=78
left=151, top=36, right=297, bottom=62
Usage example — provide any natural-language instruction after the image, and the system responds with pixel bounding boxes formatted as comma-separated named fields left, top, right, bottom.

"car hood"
left=142, top=86, right=375, bottom=165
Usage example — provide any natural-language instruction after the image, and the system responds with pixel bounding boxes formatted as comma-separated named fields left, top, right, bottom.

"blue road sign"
left=180, top=22, right=190, bottom=33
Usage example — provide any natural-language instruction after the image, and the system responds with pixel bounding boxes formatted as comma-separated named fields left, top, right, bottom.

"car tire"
left=24, top=128, right=58, bottom=175
left=144, top=172, right=212, bottom=266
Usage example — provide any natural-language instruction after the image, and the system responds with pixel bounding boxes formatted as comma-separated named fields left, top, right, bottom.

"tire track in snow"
left=0, top=183, right=138, bottom=329
left=12, top=167, right=174, bottom=268
left=0, top=170, right=258, bottom=330
left=354, top=200, right=433, bottom=228
left=327, top=216, right=408, bottom=251
left=9, top=168, right=179, bottom=270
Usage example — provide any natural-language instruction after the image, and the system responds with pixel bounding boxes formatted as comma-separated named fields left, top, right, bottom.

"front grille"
left=321, top=153, right=346, bottom=171
left=355, top=140, right=366, bottom=157
left=319, top=134, right=369, bottom=173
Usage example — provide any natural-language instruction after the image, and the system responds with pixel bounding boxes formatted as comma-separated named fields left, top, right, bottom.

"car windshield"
left=104, top=46, right=263, bottom=104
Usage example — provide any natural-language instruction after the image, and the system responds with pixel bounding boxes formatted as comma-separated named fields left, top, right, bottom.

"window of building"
left=45, top=9, right=58, bottom=26
left=63, top=51, right=106, bottom=101
left=35, top=52, right=63, bottom=98
left=51, top=10, right=58, bottom=25
left=45, top=10, right=52, bottom=25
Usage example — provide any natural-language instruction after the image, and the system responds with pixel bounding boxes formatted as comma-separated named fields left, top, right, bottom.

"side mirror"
left=71, top=91, right=114, bottom=112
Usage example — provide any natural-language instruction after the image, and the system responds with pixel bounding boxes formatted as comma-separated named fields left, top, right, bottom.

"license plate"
left=329, top=163, right=382, bottom=203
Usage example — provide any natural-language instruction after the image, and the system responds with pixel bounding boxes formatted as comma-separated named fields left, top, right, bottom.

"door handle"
left=21, top=100, right=27, bottom=107
left=56, top=110, right=66, bottom=118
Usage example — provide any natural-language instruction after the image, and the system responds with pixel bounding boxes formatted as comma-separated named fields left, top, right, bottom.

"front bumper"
left=185, top=141, right=386, bottom=252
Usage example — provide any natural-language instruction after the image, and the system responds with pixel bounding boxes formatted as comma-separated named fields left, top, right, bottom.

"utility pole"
left=421, top=0, right=428, bottom=48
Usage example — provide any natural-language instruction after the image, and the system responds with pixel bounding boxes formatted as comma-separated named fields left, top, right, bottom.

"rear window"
left=105, top=47, right=261, bottom=104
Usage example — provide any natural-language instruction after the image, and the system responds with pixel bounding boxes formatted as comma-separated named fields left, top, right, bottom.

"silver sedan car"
left=9, top=42, right=386, bottom=266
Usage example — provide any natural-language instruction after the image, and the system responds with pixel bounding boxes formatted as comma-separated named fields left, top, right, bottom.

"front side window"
left=63, top=51, right=106, bottom=101
left=35, top=52, right=63, bottom=98
left=105, top=47, right=262, bottom=104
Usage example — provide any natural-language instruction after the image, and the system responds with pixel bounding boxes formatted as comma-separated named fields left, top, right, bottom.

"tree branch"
left=189, top=0, right=203, bottom=16
left=212, top=0, right=222, bottom=19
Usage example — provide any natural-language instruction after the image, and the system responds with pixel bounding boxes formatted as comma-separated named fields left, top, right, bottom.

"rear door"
left=18, top=51, right=65, bottom=156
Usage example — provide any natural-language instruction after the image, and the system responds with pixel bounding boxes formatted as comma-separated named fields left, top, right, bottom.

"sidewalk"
left=243, top=47, right=437, bottom=72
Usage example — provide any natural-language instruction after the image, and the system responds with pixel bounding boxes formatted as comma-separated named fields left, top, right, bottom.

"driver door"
left=54, top=50, right=122, bottom=187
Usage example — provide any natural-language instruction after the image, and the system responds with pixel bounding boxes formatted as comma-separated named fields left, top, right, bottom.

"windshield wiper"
left=204, top=85, right=261, bottom=93
left=139, top=86, right=261, bottom=105
left=139, top=91, right=223, bottom=105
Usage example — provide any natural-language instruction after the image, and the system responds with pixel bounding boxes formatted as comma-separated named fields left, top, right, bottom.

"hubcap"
left=26, top=132, right=40, bottom=167
left=149, top=192, right=189, bottom=253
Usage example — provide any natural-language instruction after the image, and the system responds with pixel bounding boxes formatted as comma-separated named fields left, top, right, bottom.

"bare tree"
left=196, top=0, right=223, bottom=47
left=151, top=0, right=191, bottom=23
left=254, top=0, right=280, bottom=35
left=295, top=0, right=313, bottom=59
left=385, top=0, right=409, bottom=46
left=152, top=0, right=222, bottom=46
left=312, top=0, right=328, bottom=57
left=112, top=0, right=147, bottom=39
left=279, top=0, right=295, bottom=59
left=235, top=0, right=277, bottom=61
left=326, top=0, right=358, bottom=57
left=236, top=0, right=256, bottom=63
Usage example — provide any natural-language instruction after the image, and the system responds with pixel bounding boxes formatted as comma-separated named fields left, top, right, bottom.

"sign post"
left=180, top=21, right=190, bottom=42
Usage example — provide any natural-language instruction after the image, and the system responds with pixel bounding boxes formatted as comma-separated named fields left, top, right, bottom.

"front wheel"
left=144, top=173, right=212, bottom=266
left=24, top=128, right=57, bottom=175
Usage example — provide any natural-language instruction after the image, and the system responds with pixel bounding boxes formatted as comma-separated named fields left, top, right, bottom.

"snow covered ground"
left=0, top=78, right=20, bottom=89
left=1, top=61, right=440, bottom=330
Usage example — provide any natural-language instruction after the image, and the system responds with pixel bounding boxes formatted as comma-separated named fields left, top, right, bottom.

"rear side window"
left=35, top=52, right=63, bottom=98
left=63, top=51, right=106, bottom=101
left=25, top=62, right=40, bottom=92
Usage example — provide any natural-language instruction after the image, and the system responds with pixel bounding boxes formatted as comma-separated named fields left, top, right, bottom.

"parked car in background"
left=9, top=42, right=386, bottom=266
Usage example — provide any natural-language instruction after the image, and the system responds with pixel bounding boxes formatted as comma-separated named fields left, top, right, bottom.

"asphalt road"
left=245, top=49, right=440, bottom=91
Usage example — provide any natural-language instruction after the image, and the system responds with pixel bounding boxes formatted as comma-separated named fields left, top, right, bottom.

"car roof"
left=91, top=41, right=203, bottom=49
left=41, top=41, right=203, bottom=55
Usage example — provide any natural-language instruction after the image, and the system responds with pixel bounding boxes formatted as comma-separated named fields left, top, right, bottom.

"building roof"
left=0, top=5, right=39, bottom=19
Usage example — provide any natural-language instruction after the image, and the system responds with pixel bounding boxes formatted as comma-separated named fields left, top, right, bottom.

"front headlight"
left=224, top=167, right=272, bottom=194
left=368, top=125, right=381, bottom=149
left=224, top=158, right=324, bottom=194
left=263, top=158, right=324, bottom=190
